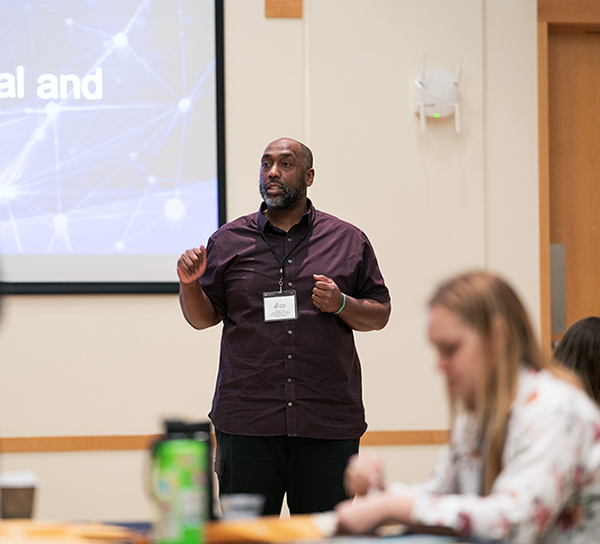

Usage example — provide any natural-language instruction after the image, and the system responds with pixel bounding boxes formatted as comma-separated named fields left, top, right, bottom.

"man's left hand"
left=312, top=274, right=345, bottom=313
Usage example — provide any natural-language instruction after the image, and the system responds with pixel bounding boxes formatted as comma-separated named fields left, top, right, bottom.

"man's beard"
left=259, top=181, right=303, bottom=209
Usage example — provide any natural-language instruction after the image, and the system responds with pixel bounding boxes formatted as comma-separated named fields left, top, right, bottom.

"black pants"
left=214, top=431, right=359, bottom=515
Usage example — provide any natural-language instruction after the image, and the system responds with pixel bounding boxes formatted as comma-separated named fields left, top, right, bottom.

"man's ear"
left=305, top=168, right=315, bottom=188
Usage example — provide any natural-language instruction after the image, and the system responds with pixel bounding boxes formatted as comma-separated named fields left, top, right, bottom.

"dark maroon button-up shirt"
left=200, top=201, right=390, bottom=440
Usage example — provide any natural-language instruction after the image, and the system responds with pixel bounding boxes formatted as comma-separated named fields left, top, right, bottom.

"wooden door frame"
left=538, top=1, right=600, bottom=351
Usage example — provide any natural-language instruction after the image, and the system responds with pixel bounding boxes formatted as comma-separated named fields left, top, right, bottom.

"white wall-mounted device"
left=413, top=55, right=461, bottom=133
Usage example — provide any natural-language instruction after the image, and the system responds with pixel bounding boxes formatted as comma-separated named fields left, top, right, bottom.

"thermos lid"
left=185, top=421, right=211, bottom=434
left=164, top=419, right=211, bottom=437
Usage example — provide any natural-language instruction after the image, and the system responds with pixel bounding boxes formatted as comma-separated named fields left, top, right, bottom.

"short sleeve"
left=199, top=233, right=228, bottom=317
left=352, top=233, right=390, bottom=304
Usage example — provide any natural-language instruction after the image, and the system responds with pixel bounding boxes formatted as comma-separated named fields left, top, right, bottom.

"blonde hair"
left=429, top=270, right=580, bottom=495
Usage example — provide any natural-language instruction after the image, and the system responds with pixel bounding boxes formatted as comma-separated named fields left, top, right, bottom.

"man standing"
left=177, top=137, right=391, bottom=515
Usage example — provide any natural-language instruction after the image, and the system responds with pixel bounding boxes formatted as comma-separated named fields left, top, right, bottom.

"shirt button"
left=288, top=402, right=293, bottom=407
left=287, top=259, right=292, bottom=264
left=288, top=330, right=292, bottom=335
left=288, top=282, right=293, bottom=287
left=287, top=378, right=292, bottom=383
left=287, top=354, right=292, bottom=359
left=287, top=238, right=292, bottom=242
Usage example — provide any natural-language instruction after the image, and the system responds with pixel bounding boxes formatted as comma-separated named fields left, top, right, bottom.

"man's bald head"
left=268, top=138, right=313, bottom=175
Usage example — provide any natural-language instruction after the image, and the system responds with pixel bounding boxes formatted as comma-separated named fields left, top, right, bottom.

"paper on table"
left=0, top=520, right=146, bottom=543
left=206, top=512, right=338, bottom=544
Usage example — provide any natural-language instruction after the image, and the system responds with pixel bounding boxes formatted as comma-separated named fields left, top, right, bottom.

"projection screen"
left=0, top=0, right=225, bottom=293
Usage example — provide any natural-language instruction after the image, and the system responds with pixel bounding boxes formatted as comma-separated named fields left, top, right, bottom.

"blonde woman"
left=336, top=271, right=600, bottom=543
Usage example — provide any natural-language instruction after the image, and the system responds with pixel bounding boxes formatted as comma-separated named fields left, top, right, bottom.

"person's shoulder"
left=313, top=208, right=369, bottom=239
left=314, top=208, right=360, bottom=230
left=517, top=367, right=600, bottom=423
left=209, top=211, right=258, bottom=243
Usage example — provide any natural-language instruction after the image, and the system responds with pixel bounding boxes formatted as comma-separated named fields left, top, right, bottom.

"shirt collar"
left=256, top=198, right=315, bottom=233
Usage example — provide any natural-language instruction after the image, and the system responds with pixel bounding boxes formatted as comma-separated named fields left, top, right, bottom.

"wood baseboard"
left=0, top=430, right=449, bottom=453
left=360, top=430, right=449, bottom=446
left=265, top=0, right=302, bottom=18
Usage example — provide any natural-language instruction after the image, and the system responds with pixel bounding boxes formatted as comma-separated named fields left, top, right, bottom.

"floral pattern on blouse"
left=405, top=368, right=600, bottom=543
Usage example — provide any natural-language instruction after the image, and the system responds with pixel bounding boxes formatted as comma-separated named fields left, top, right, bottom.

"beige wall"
left=0, top=0, right=538, bottom=521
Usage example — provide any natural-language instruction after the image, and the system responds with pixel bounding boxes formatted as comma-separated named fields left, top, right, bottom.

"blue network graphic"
left=0, top=0, right=218, bottom=256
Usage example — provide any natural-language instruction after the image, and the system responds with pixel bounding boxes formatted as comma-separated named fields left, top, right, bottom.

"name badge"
left=263, top=290, right=298, bottom=322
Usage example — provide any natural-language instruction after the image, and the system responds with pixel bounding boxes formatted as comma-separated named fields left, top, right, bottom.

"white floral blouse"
left=396, top=367, right=600, bottom=543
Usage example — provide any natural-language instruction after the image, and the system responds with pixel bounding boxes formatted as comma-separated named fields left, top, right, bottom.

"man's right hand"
left=177, top=245, right=221, bottom=330
left=177, top=246, right=208, bottom=284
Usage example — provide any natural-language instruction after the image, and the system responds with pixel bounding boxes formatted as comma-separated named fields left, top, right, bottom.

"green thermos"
left=151, top=420, right=213, bottom=544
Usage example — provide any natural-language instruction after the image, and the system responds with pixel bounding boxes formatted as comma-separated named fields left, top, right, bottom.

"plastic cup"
left=219, top=493, right=265, bottom=519
left=0, top=471, right=38, bottom=519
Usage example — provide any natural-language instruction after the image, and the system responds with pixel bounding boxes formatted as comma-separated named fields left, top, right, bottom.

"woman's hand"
left=344, top=453, right=385, bottom=496
left=335, top=492, right=414, bottom=535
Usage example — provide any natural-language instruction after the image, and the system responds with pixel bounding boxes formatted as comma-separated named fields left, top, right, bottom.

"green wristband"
left=333, top=293, right=346, bottom=315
